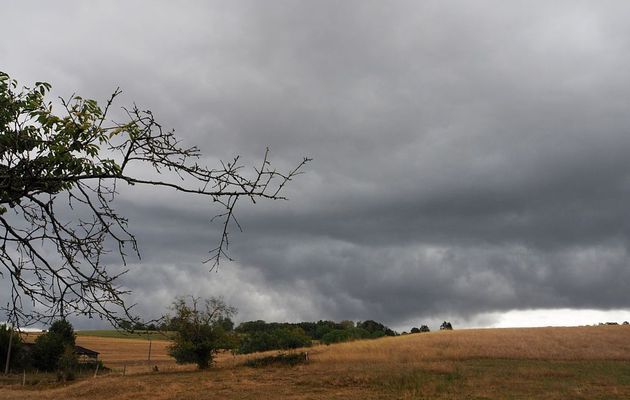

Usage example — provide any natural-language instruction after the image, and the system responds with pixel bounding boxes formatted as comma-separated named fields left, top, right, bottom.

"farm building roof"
left=74, top=345, right=99, bottom=356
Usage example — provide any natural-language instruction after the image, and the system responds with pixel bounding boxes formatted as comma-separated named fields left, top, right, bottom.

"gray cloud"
left=2, top=1, right=630, bottom=330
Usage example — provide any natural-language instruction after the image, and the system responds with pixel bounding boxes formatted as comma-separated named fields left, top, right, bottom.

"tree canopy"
left=0, top=71, right=309, bottom=327
left=167, top=296, right=237, bottom=369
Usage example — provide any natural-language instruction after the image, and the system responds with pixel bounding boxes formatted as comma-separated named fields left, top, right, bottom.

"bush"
left=56, top=345, right=79, bottom=382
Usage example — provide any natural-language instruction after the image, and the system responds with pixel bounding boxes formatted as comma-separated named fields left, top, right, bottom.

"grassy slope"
left=2, top=325, right=630, bottom=399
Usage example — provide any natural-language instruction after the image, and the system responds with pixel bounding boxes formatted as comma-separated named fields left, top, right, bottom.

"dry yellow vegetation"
left=2, top=325, right=630, bottom=399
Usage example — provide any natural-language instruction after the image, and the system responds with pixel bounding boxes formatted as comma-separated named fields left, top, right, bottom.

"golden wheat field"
left=2, top=325, right=630, bottom=399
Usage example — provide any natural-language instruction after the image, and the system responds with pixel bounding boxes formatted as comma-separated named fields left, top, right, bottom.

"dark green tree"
left=167, top=296, right=237, bottom=369
left=0, top=71, right=309, bottom=327
left=440, top=321, right=453, bottom=330
left=48, top=319, right=75, bottom=346
left=357, top=320, right=397, bottom=337
left=31, top=319, right=78, bottom=373
left=31, top=333, right=64, bottom=371
left=215, top=316, right=235, bottom=332
left=235, top=320, right=270, bottom=334
left=313, top=320, right=341, bottom=339
left=321, top=327, right=369, bottom=345
left=237, top=327, right=311, bottom=354
left=1, top=324, right=25, bottom=372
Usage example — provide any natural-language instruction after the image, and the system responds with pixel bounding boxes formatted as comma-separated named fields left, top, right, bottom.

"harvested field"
left=2, top=325, right=630, bottom=399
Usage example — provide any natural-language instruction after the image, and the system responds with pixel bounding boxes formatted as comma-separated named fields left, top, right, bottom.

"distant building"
left=75, top=345, right=100, bottom=363
left=22, top=343, right=99, bottom=363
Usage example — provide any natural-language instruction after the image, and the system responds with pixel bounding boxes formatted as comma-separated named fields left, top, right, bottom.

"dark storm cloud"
left=3, top=1, right=630, bottom=329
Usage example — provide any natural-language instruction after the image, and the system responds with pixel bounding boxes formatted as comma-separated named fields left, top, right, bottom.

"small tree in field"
left=167, top=297, right=236, bottom=369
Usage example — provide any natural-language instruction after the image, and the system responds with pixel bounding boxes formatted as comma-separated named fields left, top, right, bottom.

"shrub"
left=56, top=345, right=79, bottom=381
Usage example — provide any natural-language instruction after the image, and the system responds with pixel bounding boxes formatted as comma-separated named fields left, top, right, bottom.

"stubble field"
left=2, top=325, right=630, bottom=399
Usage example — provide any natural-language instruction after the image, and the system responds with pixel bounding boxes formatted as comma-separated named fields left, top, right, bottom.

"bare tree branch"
left=0, top=71, right=310, bottom=329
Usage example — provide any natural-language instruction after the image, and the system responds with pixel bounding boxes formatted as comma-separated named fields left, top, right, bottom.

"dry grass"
left=3, top=325, right=630, bottom=399
left=317, top=325, right=630, bottom=364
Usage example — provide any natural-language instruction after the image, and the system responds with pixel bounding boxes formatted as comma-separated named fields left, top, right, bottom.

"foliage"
left=167, top=296, right=237, bottom=369
left=0, top=71, right=309, bottom=327
left=31, top=332, right=65, bottom=371
left=235, top=320, right=273, bottom=334
left=238, top=327, right=311, bottom=354
left=56, top=344, right=79, bottom=381
left=0, top=324, right=25, bottom=371
left=312, top=320, right=343, bottom=339
left=410, top=325, right=430, bottom=334
left=215, top=316, right=235, bottom=332
left=357, top=320, right=398, bottom=337
left=48, top=319, right=76, bottom=346
left=339, top=320, right=355, bottom=329
left=237, top=331, right=277, bottom=354
left=235, top=319, right=397, bottom=352
left=320, top=329, right=349, bottom=344
left=440, top=321, right=453, bottom=330
left=31, top=319, right=77, bottom=372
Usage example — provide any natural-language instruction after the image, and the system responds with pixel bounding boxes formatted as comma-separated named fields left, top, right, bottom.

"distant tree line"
left=409, top=325, right=431, bottom=334
left=118, top=320, right=160, bottom=332
left=234, top=319, right=398, bottom=353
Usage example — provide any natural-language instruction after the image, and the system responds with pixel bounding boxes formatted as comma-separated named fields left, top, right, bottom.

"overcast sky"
left=3, top=1, right=630, bottom=331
